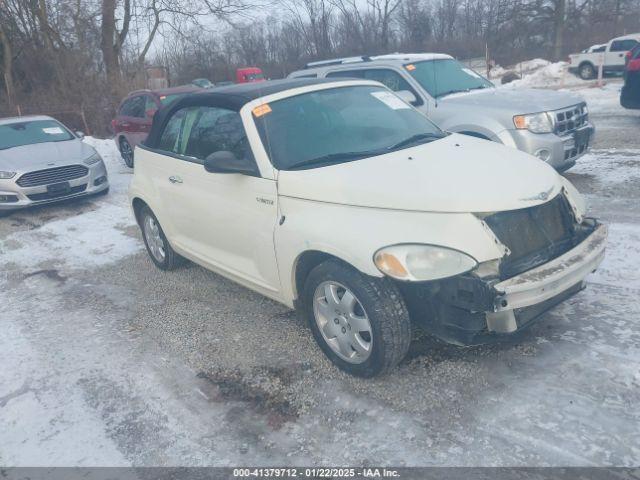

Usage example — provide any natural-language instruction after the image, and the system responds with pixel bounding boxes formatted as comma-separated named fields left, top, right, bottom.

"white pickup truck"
left=569, top=33, right=640, bottom=79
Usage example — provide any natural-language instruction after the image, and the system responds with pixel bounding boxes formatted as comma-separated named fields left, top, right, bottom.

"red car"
left=112, top=85, right=202, bottom=167
left=622, top=44, right=640, bottom=109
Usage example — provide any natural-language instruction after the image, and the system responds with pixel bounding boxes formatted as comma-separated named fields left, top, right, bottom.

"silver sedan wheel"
left=143, top=214, right=165, bottom=263
left=313, top=281, right=373, bottom=364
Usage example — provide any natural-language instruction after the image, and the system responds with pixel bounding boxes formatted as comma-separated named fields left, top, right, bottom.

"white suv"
left=129, top=78, right=607, bottom=377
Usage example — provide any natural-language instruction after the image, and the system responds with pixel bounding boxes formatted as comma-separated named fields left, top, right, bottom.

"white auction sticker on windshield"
left=371, top=91, right=410, bottom=109
left=43, top=127, right=64, bottom=135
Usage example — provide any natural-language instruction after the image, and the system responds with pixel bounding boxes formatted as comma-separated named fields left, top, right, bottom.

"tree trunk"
left=101, top=0, right=120, bottom=95
left=553, top=0, right=566, bottom=61
left=0, top=26, right=16, bottom=111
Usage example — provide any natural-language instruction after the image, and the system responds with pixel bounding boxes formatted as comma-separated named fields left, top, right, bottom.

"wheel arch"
left=131, top=196, right=148, bottom=226
left=292, top=249, right=369, bottom=304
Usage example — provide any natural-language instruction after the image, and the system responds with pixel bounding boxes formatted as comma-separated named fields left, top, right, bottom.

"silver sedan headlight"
left=0, top=171, right=16, bottom=179
left=513, top=112, right=554, bottom=134
left=83, top=153, right=102, bottom=165
left=373, top=244, right=478, bottom=281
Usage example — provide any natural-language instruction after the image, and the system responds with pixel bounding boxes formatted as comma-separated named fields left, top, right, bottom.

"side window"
left=184, top=107, right=254, bottom=163
left=119, top=99, right=132, bottom=116
left=362, top=69, right=414, bottom=93
left=326, top=70, right=365, bottom=79
left=144, top=95, right=158, bottom=114
left=611, top=40, right=638, bottom=52
left=122, top=96, right=145, bottom=118
left=327, top=69, right=421, bottom=104
left=158, top=108, right=188, bottom=153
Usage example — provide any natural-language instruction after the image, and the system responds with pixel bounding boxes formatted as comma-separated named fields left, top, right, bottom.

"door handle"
left=121, top=122, right=131, bottom=127
left=168, top=175, right=183, bottom=184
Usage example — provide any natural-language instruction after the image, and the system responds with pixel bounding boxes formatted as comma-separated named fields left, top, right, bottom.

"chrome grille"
left=554, top=103, right=588, bottom=136
left=16, top=165, right=89, bottom=187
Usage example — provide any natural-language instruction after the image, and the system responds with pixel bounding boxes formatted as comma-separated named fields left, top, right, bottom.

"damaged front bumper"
left=485, top=222, right=607, bottom=334
left=402, top=222, right=607, bottom=345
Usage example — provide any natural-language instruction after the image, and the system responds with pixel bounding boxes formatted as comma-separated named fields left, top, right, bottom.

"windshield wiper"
left=287, top=150, right=383, bottom=170
left=387, top=132, right=444, bottom=150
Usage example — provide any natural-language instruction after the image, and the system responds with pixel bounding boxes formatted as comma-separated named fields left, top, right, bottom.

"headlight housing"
left=373, top=244, right=478, bottom=282
left=513, top=112, right=554, bottom=134
left=0, top=171, right=16, bottom=179
left=83, top=153, right=102, bottom=165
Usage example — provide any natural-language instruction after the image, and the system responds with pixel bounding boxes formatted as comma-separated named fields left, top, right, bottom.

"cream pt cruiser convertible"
left=129, top=78, right=607, bottom=377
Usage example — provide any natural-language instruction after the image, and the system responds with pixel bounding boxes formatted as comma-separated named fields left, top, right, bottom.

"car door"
left=155, top=105, right=281, bottom=294
left=607, top=40, right=638, bottom=70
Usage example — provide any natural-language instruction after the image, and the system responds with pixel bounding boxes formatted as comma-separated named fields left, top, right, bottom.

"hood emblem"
left=521, top=186, right=554, bottom=202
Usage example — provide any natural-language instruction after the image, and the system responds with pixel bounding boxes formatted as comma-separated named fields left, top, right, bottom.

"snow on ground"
left=0, top=138, right=142, bottom=272
left=493, top=59, right=617, bottom=90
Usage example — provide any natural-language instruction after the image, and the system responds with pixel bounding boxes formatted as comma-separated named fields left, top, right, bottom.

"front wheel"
left=301, top=260, right=411, bottom=377
left=119, top=138, right=134, bottom=168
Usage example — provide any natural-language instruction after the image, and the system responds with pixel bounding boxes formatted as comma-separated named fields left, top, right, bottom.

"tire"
left=139, top=205, right=185, bottom=270
left=301, top=259, right=411, bottom=377
left=119, top=138, right=134, bottom=168
left=579, top=63, right=596, bottom=80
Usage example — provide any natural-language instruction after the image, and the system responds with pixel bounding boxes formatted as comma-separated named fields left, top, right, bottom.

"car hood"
left=440, top=87, right=585, bottom=113
left=277, top=134, right=563, bottom=213
left=0, top=139, right=95, bottom=173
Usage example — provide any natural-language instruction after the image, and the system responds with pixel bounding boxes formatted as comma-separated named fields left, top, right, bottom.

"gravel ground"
left=1, top=81, right=639, bottom=467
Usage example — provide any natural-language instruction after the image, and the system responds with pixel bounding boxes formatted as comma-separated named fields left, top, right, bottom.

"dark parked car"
left=621, top=44, right=640, bottom=109
left=112, top=85, right=203, bottom=167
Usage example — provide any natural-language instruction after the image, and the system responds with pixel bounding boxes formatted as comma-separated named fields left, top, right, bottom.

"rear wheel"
left=301, top=260, right=411, bottom=377
left=579, top=63, right=596, bottom=80
left=119, top=138, right=134, bottom=168
left=139, top=206, right=184, bottom=270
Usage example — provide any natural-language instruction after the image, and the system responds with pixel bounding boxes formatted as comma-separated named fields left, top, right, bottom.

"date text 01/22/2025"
left=232, top=467, right=401, bottom=477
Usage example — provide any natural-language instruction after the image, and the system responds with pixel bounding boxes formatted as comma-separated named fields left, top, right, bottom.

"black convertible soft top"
left=144, top=78, right=351, bottom=148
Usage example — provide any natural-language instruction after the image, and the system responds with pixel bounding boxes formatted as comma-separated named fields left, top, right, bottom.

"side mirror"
left=396, top=90, right=417, bottom=105
left=145, top=108, right=157, bottom=119
left=204, top=151, right=258, bottom=176
left=75, top=131, right=85, bottom=139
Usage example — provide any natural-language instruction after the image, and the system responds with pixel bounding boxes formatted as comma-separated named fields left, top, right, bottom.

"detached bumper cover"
left=493, top=222, right=607, bottom=312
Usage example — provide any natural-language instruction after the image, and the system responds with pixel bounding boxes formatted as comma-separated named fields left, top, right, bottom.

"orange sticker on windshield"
left=252, top=104, right=272, bottom=117
left=405, top=64, right=416, bottom=71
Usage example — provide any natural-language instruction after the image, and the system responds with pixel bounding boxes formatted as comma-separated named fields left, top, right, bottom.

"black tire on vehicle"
left=579, top=62, right=596, bottom=80
left=119, top=138, right=134, bottom=168
left=301, top=259, right=412, bottom=377
left=139, top=205, right=185, bottom=270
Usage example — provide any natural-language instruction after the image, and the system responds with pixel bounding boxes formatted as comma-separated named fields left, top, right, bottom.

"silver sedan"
left=0, top=115, right=109, bottom=216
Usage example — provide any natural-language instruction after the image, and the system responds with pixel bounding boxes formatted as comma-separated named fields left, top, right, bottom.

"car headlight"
left=0, top=171, right=16, bottom=179
left=513, top=112, right=554, bottom=134
left=84, top=153, right=102, bottom=165
left=373, top=244, right=477, bottom=282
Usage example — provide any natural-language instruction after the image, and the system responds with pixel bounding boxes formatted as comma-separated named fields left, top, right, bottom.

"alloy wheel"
left=313, top=281, right=373, bottom=364
left=143, top=214, right=165, bottom=263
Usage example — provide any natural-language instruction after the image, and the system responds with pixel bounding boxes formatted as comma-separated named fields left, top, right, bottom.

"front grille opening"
left=17, top=165, right=89, bottom=187
left=555, top=103, right=588, bottom=136
left=484, top=194, right=580, bottom=279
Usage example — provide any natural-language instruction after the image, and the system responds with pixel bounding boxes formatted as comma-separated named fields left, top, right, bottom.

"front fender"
left=274, top=197, right=506, bottom=306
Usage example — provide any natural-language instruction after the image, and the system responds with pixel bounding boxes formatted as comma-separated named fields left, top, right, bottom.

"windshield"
left=254, top=85, right=444, bottom=170
left=407, top=59, right=494, bottom=98
left=0, top=119, right=74, bottom=150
